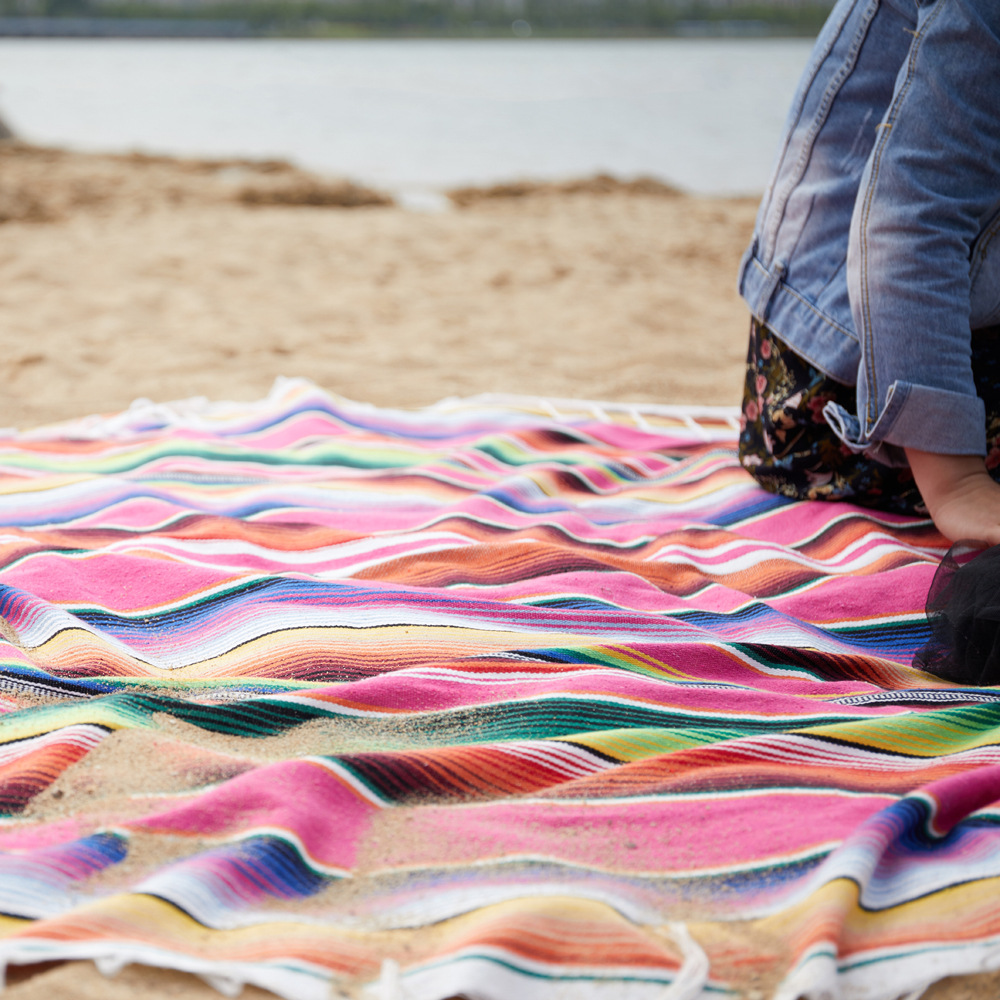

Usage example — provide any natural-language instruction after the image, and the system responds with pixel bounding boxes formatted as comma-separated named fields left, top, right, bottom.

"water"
left=0, top=37, right=812, bottom=196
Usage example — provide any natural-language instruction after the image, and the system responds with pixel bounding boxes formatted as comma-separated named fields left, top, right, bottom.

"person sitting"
left=736, top=0, right=1000, bottom=545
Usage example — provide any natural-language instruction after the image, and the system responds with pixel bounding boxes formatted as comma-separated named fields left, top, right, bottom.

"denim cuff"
left=824, top=381, right=987, bottom=467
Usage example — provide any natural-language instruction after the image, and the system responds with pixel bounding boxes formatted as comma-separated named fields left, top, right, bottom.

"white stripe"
left=0, top=724, right=107, bottom=766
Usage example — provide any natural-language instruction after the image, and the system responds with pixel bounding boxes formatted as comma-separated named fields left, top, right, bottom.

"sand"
left=0, top=143, right=755, bottom=430
left=0, top=145, right=992, bottom=1000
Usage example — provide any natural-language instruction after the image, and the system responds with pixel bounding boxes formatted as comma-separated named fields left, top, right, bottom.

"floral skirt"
left=738, top=319, right=1000, bottom=516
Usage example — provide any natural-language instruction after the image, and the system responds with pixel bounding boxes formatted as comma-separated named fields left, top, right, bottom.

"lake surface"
left=0, top=37, right=813, bottom=195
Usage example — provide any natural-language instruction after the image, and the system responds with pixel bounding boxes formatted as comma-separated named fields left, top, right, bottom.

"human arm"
left=905, top=448, right=1000, bottom=546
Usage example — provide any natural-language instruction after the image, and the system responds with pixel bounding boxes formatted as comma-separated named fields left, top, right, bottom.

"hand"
left=905, top=448, right=1000, bottom=545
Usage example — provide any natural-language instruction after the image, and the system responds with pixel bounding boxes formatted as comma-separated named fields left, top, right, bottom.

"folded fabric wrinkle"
left=0, top=380, right=996, bottom=1000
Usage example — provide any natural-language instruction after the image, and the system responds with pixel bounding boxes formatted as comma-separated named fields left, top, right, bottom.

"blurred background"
left=0, top=1, right=836, bottom=195
left=0, top=1, right=837, bottom=429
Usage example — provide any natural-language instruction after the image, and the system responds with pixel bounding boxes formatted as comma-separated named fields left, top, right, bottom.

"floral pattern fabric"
left=738, top=319, right=1000, bottom=515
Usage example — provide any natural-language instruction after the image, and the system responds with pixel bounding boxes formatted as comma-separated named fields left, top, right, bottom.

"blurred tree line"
left=1, top=0, right=836, bottom=36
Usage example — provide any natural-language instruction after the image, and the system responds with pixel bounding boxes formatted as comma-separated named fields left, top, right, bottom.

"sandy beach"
left=0, top=143, right=756, bottom=431
left=0, top=144, right=993, bottom=1000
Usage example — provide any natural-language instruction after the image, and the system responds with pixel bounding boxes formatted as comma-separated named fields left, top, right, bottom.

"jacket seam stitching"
left=761, top=0, right=880, bottom=265
left=858, top=0, right=945, bottom=432
left=779, top=284, right=857, bottom=338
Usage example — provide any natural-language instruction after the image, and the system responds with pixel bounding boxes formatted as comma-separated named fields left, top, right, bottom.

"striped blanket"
left=0, top=378, right=997, bottom=1000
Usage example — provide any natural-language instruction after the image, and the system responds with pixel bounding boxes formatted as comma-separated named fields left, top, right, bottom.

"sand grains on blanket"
left=0, top=381, right=996, bottom=1000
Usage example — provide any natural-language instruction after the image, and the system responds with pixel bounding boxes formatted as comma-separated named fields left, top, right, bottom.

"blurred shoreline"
left=0, top=2, right=832, bottom=39
left=0, top=17, right=817, bottom=38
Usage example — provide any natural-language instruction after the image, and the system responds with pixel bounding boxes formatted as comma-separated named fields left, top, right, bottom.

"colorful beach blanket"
left=0, top=378, right=997, bottom=1000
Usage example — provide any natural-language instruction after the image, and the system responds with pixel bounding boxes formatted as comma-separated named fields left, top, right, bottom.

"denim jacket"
left=738, top=0, right=1000, bottom=466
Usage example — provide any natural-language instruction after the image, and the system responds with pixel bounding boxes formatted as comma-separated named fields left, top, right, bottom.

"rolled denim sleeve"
left=825, top=0, right=1000, bottom=465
